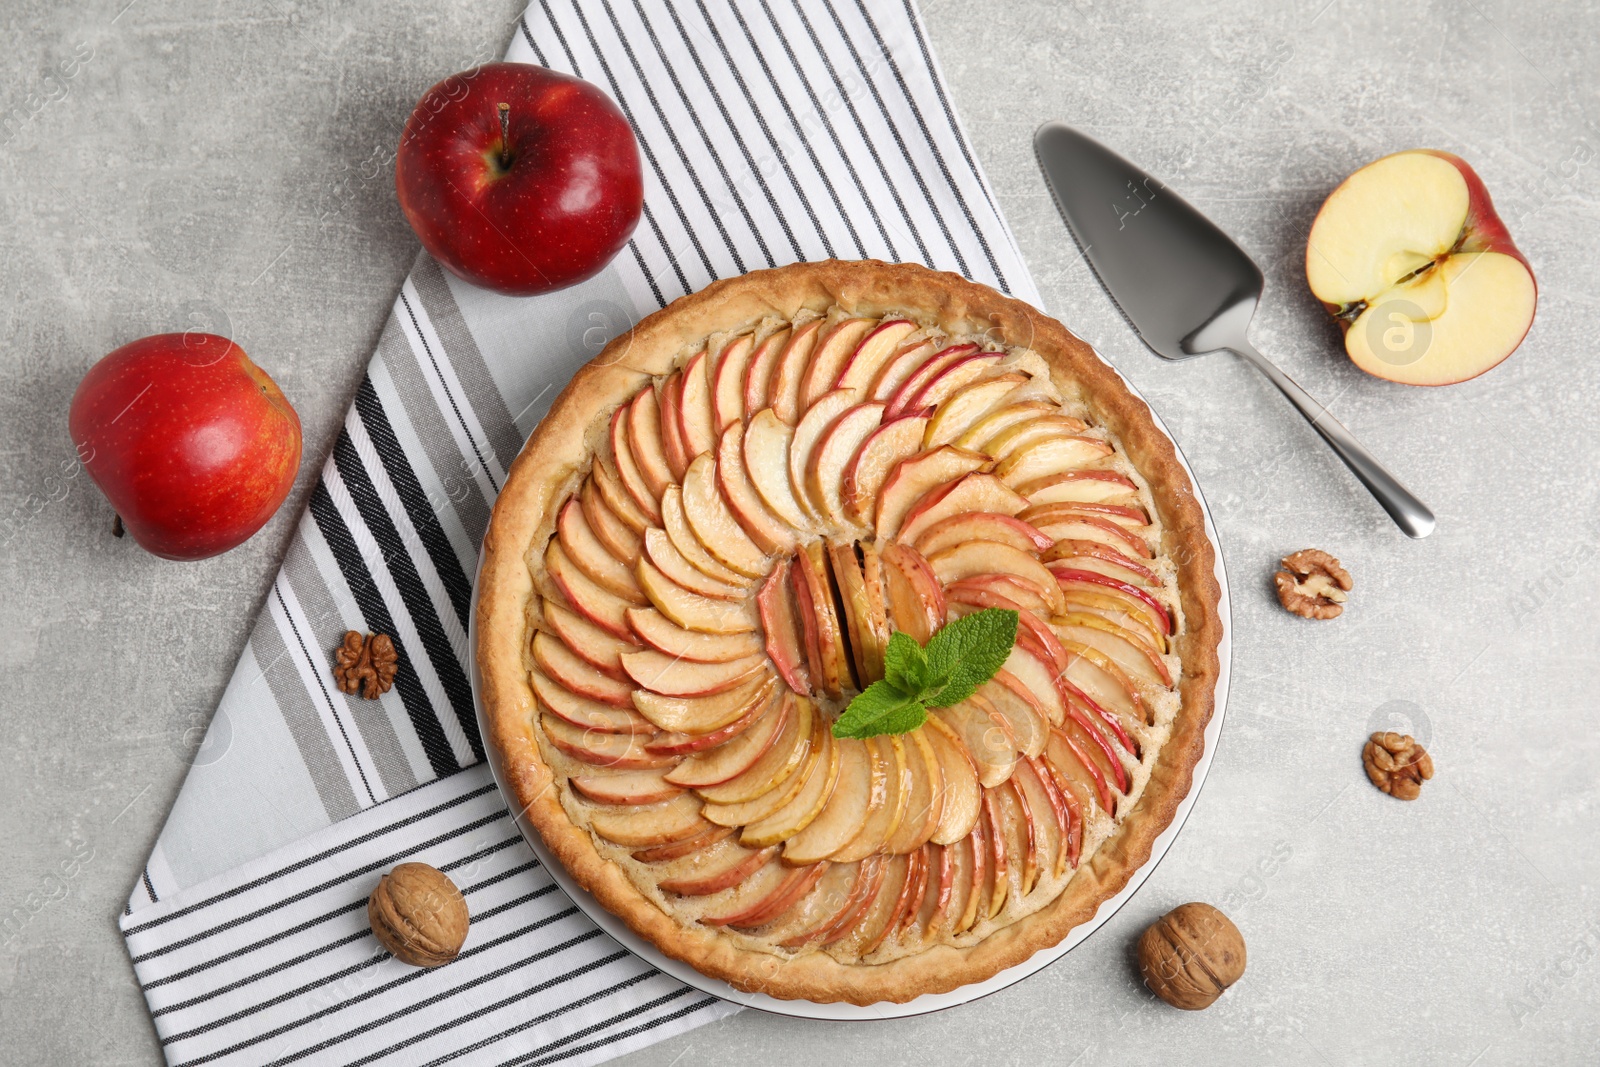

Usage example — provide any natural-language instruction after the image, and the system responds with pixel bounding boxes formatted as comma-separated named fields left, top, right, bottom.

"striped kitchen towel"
left=121, top=0, right=1039, bottom=1063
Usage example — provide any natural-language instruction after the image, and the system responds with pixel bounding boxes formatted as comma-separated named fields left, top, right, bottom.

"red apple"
left=395, top=62, right=643, bottom=296
left=1306, top=149, right=1536, bottom=385
left=68, top=333, right=300, bottom=560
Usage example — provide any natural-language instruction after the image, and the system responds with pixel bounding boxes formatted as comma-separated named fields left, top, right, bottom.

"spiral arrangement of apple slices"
left=532, top=312, right=1183, bottom=962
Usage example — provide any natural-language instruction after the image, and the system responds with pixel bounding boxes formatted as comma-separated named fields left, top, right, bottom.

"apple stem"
left=112, top=515, right=124, bottom=539
left=497, top=102, right=511, bottom=170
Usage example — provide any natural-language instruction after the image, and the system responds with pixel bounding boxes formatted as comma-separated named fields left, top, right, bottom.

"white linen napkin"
left=121, top=1, right=1038, bottom=1062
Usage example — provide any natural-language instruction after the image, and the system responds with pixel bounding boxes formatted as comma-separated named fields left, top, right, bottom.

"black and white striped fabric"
left=122, top=1, right=1038, bottom=1062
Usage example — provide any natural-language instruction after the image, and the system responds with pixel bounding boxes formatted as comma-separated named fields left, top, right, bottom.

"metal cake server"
left=1034, top=121, right=1435, bottom=539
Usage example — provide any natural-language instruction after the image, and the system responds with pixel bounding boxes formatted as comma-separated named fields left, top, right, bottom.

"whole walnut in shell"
left=1137, top=902, right=1246, bottom=1009
left=368, top=862, right=469, bottom=967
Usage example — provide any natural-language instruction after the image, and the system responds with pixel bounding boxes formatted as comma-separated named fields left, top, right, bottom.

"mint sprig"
left=832, top=608, right=1019, bottom=740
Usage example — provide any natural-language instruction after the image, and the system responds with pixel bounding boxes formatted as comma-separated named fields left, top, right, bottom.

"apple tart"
left=477, top=260, right=1221, bottom=1004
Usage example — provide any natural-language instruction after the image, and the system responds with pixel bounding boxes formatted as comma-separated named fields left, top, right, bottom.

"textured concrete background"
left=2, top=0, right=1597, bottom=1063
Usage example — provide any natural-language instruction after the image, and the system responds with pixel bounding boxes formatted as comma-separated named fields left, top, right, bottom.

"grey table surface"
left=4, top=0, right=1598, bottom=1063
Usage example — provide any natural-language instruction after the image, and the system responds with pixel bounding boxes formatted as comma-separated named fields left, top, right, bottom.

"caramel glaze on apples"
left=526, top=310, right=1187, bottom=966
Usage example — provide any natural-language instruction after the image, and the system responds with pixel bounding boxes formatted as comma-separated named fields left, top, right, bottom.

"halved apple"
left=542, top=600, right=637, bottom=680
left=875, top=445, right=990, bottom=539
left=1306, top=149, right=1536, bottom=386
left=743, top=409, right=815, bottom=532
left=768, top=319, right=822, bottom=425
left=636, top=558, right=758, bottom=634
left=742, top=326, right=791, bottom=416
left=711, top=333, right=755, bottom=431
left=841, top=414, right=928, bottom=526
left=923, top=372, right=1027, bottom=448
left=835, top=319, right=918, bottom=392
left=896, top=471, right=1027, bottom=545
left=799, top=318, right=874, bottom=409
left=571, top=769, right=683, bottom=806
left=631, top=672, right=774, bottom=735
left=807, top=401, right=885, bottom=529
left=627, top=385, right=673, bottom=500
left=529, top=664, right=652, bottom=734
left=681, top=453, right=768, bottom=578
left=541, top=714, right=672, bottom=770
left=716, top=422, right=798, bottom=554
left=586, top=792, right=708, bottom=846
left=533, top=614, right=634, bottom=705
left=609, top=405, right=662, bottom=524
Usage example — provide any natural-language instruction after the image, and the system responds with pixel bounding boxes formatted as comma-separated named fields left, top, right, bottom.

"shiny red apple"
left=395, top=62, right=644, bottom=296
left=68, top=333, right=302, bottom=560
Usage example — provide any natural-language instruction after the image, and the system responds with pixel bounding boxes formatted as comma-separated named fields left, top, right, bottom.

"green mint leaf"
left=832, top=679, right=927, bottom=739
left=923, top=608, right=1019, bottom=708
left=882, top=631, right=927, bottom=694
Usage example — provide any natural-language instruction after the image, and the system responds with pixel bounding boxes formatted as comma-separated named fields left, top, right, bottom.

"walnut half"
left=1274, top=548, right=1352, bottom=620
left=334, top=631, right=398, bottom=699
left=1363, top=732, right=1434, bottom=800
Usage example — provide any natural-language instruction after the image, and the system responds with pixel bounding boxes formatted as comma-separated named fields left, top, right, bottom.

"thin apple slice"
left=923, top=372, right=1027, bottom=448
left=885, top=728, right=942, bottom=854
left=663, top=693, right=785, bottom=787
left=532, top=627, right=633, bottom=708
left=680, top=453, right=768, bottom=578
left=952, top=400, right=1057, bottom=453
left=627, top=386, right=673, bottom=500
left=558, top=498, right=647, bottom=605
left=541, top=715, right=671, bottom=770
left=915, top=843, right=954, bottom=937
left=980, top=678, right=1048, bottom=758
left=866, top=338, right=937, bottom=402
left=631, top=824, right=734, bottom=863
left=1001, top=645, right=1066, bottom=724
left=878, top=541, right=945, bottom=644
left=954, top=813, right=989, bottom=933
left=828, top=543, right=876, bottom=685
left=741, top=726, right=841, bottom=847
left=1040, top=501, right=1150, bottom=530
left=696, top=694, right=813, bottom=803
left=923, top=716, right=982, bottom=844
left=875, top=445, right=990, bottom=539
left=529, top=665, right=652, bottom=734
left=783, top=736, right=873, bottom=864
left=787, top=389, right=862, bottom=525
left=1029, top=507, right=1153, bottom=559
left=1053, top=566, right=1171, bottom=631
left=985, top=787, right=1020, bottom=912
left=658, top=371, right=690, bottom=482
left=586, top=793, right=708, bottom=847
left=807, top=400, right=884, bottom=529
left=856, top=544, right=892, bottom=681
left=830, top=318, right=914, bottom=392
left=800, top=542, right=853, bottom=695
left=710, top=333, right=755, bottom=431
left=609, top=405, right=661, bottom=524
left=946, top=573, right=1053, bottom=615
left=913, top=513, right=1053, bottom=559
left=996, top=434, right=1115, bottom=489
left=632, top=672, right=774, bottom=735
left=658, top=841, right=777, bottom=896
left=743, top=409, right=814, bottom=533
left=1056, top=611, right=1171, bottom=687
left=789, top=550, right=825, bottom=692
left=1014, top=754, right=1072, bottom=879
left=799, top=318, right=874, bottom=409
left=897, top=471, right=1027, bottom=545
left=933, top=699, right=1017, bottom=788
left=905, top=352, right=1003, bottom=414
left=788, top=854, right=888, bottom=948
left=703, top=708, right=824, bottom=827
left=852, top=853, right=912, bottom=956
left=701, top=860, right=829, bottom=928
left=636, top=558, right=758, bottom=634
left=884, top=343, right=978, bottom=419
left=842, top=414, right=928, bottom=527
left=893, top=844, right=932, bottom=938
left=542, top=600, right=637, bottom=680
left=926, top=542, right=1065, bottom=613
left=756, top=561, right=810, bottom=695
left=570, top=770, right=683, bottom=806
left=580, top=478, right=641, bottom=563
left=833, top=735, right=911, bottom=863
left=1055, top=586, right=1167, bottom=653
left=940, top=831, right=975, bottom=937
left=716, top=422, right=797, bottom=554
left=591, top=455, right=652, bottom=534
left=676, top=350, right=717, bottom=463
left=627, top=606, right=759, bottom=664
left=1045, top=723, right=1117, bottom=818
left=644, top=694, right=767, bottom=756
left=743, top=326, right=791, bottom=416
left=1018, top=470, right=1140, bottom=506
left=1059, top=636, right=1145, bottom=727
left=984, top=414, right=1098, bottom=465
left=1047, top=542, right=1161, bottom=588
left=622, top=648, right=766, bottom=698
left=661, top=485, right=749, bottom=587
left=768, top=319, right=821, bottom=425
left=643, top=527, right=743, bottom=602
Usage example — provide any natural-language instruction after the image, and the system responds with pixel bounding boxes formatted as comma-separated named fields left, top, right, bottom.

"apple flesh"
left=396, top=63, right=643, bottom=296
left=1306, top=149, right=1536, bottom=386
left=68, top=333, right=301, bottom=561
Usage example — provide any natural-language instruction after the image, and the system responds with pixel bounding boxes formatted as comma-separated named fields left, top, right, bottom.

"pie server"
left=1034, top=121, right=1435, bottom=539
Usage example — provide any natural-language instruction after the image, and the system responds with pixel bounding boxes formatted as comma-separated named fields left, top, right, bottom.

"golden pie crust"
left=477, top=260, right=1222, bottom=1004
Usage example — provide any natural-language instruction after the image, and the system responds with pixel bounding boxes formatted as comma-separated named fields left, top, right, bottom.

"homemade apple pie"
left=477, top=260, right=1221, bottom=1004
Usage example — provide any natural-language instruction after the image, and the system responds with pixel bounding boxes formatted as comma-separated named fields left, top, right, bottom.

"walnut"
left=334, top=631, right=398, bottom=699
left=1274, top=548, right=1351, bottom=619
left=368, top=862, right=469, bottom=967
left=1363, top=731, right=1434, bottom=800
left=1137, top=902, right=1246, bottom=1010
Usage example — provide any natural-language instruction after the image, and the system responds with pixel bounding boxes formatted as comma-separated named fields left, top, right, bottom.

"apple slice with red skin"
left=1013, top=755, right=1071, bottom=879
left=783, top=736, right=873, bottom=864
left=885, top=728, right=943, bottom=854
left=1306, top=149, right=1536, bottom=386
left=807, top=400, right=885, bottom=529
left=994, top=776, right=1037, bottom=896
left=660, top=485, right=749, bottom=587
left=768, top=319, right=822, bottom=425
left=1031, top=500, right=1150, bottom=530
left=742, top=327, right=791, bottom=416
left=799, top=318, right=875, bottom=410
left=1046, top=541, right=1161, bottom=588
left=1057, top=635, right=1146, bottom=729
left=696, top=694, right=812, bottom=804
left=586, top=793, right=709, bottom=847
left=828, top=543, right=880, bottom=685
left=953, top=811, right=989, bottom=934
left=866, top=338, right=937, bottom=402
left=635, top=558, right=758, bottom=634
left=702, top=716, right=822, bottom=829
left=922, top=716, right=982, bottom=844
left=540, top=715, right=672, bottom=770
left=1052, top=567, right=1172, bottom=635
left=658, top=371, right=690, bottom=482
left=658, top=842, right=777, bottom=896
left=855, top=543, right=892, bottom=681
left=897, top=471, right=1027, bottom=545
left=757, top=560, right=811, bottom=695
left=1017, top=470, right=1140, bottom=507
left=644, top=691, right=768, bottom=755
left=558, top=498, right=648, bottom=605
left=609, top=405, right=661, bottom=524
left=533, top=628, right=634, bottom=708
left=854, top=853, right=913, bottom=955
left=1029, top=508, right=1152, bottom=559
left=878, top=541, right=946, bottom=644
left=643, top=528, right=743, bottom=601
left=939, top=830, right=975, bottom=937
left=915, top=843, right=955, bottom=937
left=710, top=333, right=755, bottom=431
left=631, top=824, right=735, bottom=863
left=580, top=479, right=641, bottom=563
left=926, top=542, right=1066, bottom=614
left=529, top=664, right=652, bottom=734
left=1056, top=611, right=1172, bottom=687
left=627, top=386, right=673, bottom=500
left=542, top=600, right=637, bottom=680
left=591, top=454, right=652, bottom=534
left=842, top=414, right=928, bottom=526
left=945, top=573, right=1053, bottom=615
left=621, top=648, right=766, bottom=697
left=742, top=409, right=815, bottom=533
left=952, top=400, right=1058, bottom=453
left=663, top=693, right=786, bottom=787
left=788, top=551, right=826, bottom=692
left=832, top=735, right=911, bottom=863
left=741, top=726, right=841, bottom=847
left=1045, top=722, right=1118, bottom=817
left=980, top=789, right=1010, bottom=919
left=781, top=854, right=889, bottom=948
left=787, top=388, right=862, bottom=525
left=995, top=434, right=1116, bottom=489
left=1014, top=628, right=1140, bottom=762
left=835, top=319, right=918, bottom=392
left=984, top=414, right=1099, bottom=465
left=933, top=699, right=1016, bottom=789
left=681, top=453, right=768, bottom=578
left=884, top=344, right=979, bottom=419
left=796, top=542, right=853, bottom=695
left=868, top=849, right=921, bottom=942
left=875, top=445, right=991, bottom=539
left=1055, top=586, right=1167, bottom=653
left=570, top=769, right=683, bottom=806
left=717, top=422, right=798, bottom=554
left=676, top=350, right=717, bottom=463
left=904, top=352, right=1004, bottom=414
left=914, top=512, right=1053, bottom=559
left=923, top=372, right=1028, bottom=448
left=632, top=672, right=774, bottom=735
left=978, top=678, right=1048, bottom=759
left=701, top=860, right=830, bottom=929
